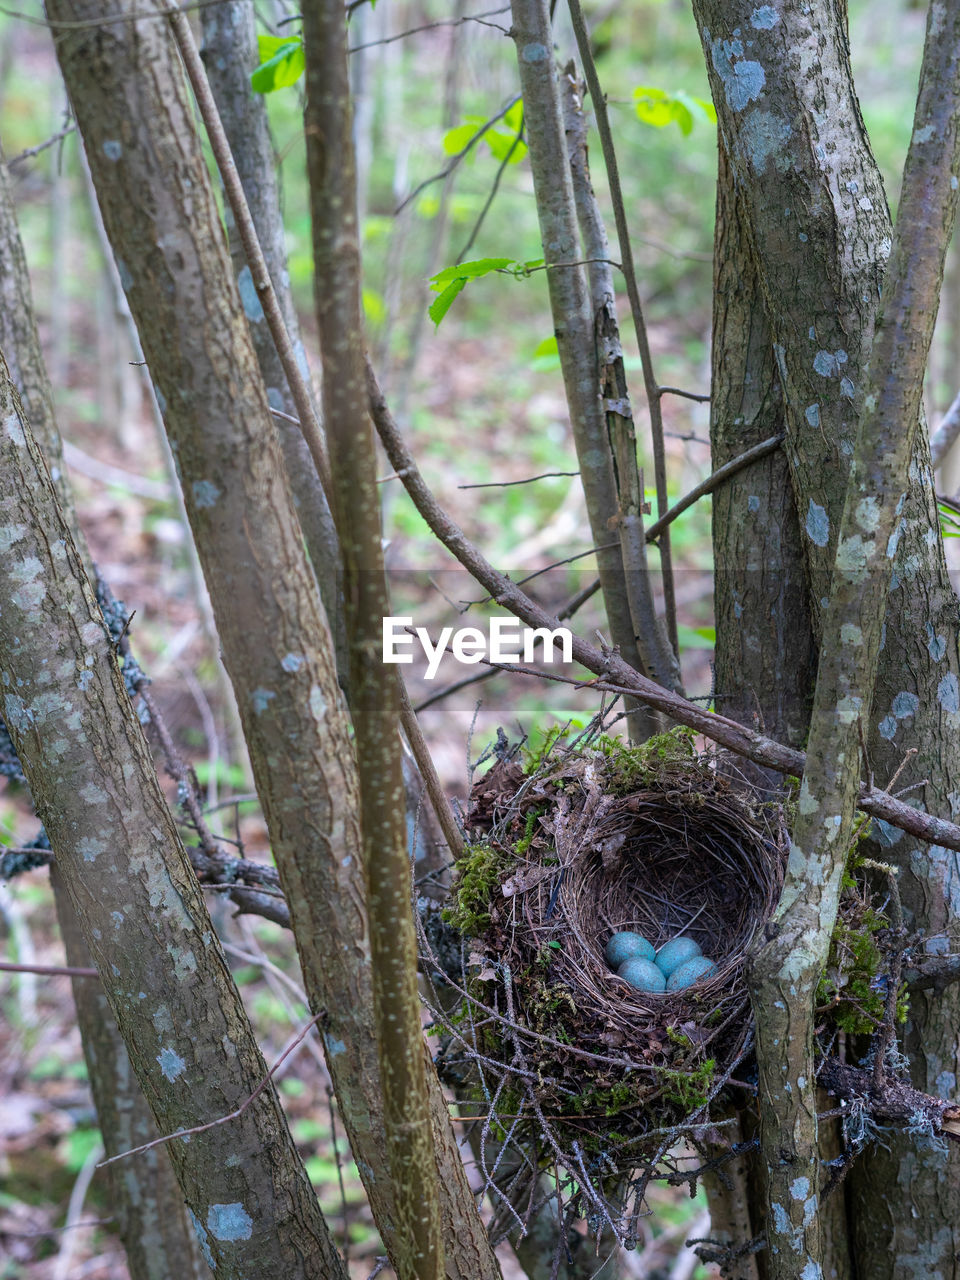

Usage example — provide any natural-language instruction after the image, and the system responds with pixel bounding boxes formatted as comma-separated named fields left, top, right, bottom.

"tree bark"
left=509, top=0, right=671, bottom=734
left=690, top=0, right=960, bottom=1272
left=197, top=1, right=341, bottom=647
left=710, top=139, right=815, bottom=767
left=0, top=140, right=206, bottom=1280
left=301, top=3, right=445, bottom=1278
left=47, top=5, right=500, bottom=1275
left=52, top=871, right=208, bottom=1280
left=0, top=360, right=346, bottom=1279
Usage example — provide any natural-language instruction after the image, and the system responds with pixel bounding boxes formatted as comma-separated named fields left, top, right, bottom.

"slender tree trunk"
left=562, top=68, right=677, bottom=731
left=48, top=5, right=500, bottom=1275
left=710, top=140, right=814, bottom=765
left=0, top=141, right=206, bottom=1280
left=510, top=0, right=675, bottom=737
left=0, top=360, right=347, bottom=1280
left=691, top=0, right=960, bottom=1272
left=301, top=3, right=445, bottom=1278
left=197, top=1, right=342, bottom=639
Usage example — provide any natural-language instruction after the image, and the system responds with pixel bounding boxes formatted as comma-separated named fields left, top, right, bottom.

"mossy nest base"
left=435, top=732, right=788, bottom=1179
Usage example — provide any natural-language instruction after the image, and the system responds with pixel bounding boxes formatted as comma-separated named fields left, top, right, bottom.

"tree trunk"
left=197, top=1, right=342, bottom=645
left=0, top=140, right=206, bottom=1280
left=691, top=0, right=960, bottom=1272
left=0, top=360, right=346, bottom=1279
left=510, top=0, right=673, bottom=736
left=710, top=140, right=815, bottom=767
left=301, top=3, right=445, bottom=1277
left=47, top=5, right=500, bottom=1274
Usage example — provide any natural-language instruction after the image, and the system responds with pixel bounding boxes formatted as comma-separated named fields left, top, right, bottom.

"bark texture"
left=302, top=3, right=444, bottom=1277
left=52, top=872, right=208, bottom=1280
left=690, top=1, right=960, bottom=1272
left=710, top=139, right=814, bottom=764
left=48, top=6, right=499, bottom=1275
left=198, top=0, right=341, bottom=634
left=0, top=362, right=346, bottom=1279
left=0, top=141, right=206, bottom=1280
left=509, top=0, right=660, bottom=727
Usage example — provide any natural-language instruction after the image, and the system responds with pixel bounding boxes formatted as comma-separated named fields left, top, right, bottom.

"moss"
left=515, top=804, right=545, bottom=855
left=522, top=724, right=576, bottom=773
left=660, top=1057, right=716, bottom=1110
left=817, top=904, right=907, bottom=1035
left=443, top=842, right=508, bottom=934
left=570, top=1080, right=641, bottom=1118
left=597, top=726, right=699, bottom=794
left=529, top=985, right=576, bottom=1037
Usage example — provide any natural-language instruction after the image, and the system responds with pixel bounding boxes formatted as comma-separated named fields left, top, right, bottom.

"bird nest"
left=423, top=727, right=788, bottom=1217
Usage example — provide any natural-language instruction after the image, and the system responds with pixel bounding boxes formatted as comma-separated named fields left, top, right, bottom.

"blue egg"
left=666, top=955, right=718, bottom=992
left=617, top=956, right=666, bottom=992
left=655, top=936, right=702, bottom=978
left=604, top=931, right=655, bottom=968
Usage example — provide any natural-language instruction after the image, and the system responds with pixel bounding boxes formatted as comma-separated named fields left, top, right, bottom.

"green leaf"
left=633, top=86, right=675, bottom=128
left=634, top=85, right=715, bottom=134
left=428, top=277, right=468, bottom=326
left=676, top=624, right=715, bottom=650
left=504, top=100, right=524, bottom=132
left=486, top=130, right=528, bottom=164
left=531, top=334, right=560, bottom=372
left=674, top=90, right=718, bottom=125
left=430, top=257, right=514, bottom=289
left=251, top=38, right=305, bottom=94
left=672, top=102, right=694, bottom=136
left=442, top=115, right=487, bottom=155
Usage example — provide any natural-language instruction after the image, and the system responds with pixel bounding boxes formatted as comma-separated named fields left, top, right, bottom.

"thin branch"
left=349, top=6, right=512, bottom=54
left=5, top=123, right=77, bottom=166
left=0, top=960, right=99, bottom=978
left=398, top=678, right=465, bottom=859
left=658, top=385, right=711, bottom=404
left=414, top=667, right=499, bottom=712
left=395, top=94, right=521, bottom=214
left=365, top=357, right=960, bottom=851
left=166, top=7, right=333, bottom=503
left=644, top=434, right=784, bottom=543
left=1, top=0, right=228, bottom=27
left=567, top=0, right=679, bottom=657
left=458, top=470, right=580, bottom=489
left=98, top=1013, right=324, bottom=1167
left=931, top=386, right=960, bottom=468
left=455, top=124, right=525, bottom=263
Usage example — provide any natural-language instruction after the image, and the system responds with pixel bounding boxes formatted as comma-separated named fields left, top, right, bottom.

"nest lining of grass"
left=426, top=729, right=789, bottom=1231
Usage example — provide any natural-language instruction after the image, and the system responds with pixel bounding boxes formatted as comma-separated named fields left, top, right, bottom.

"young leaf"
left=428, top=278, right=468, bottom=326
left=486, top=130, right=528, bottom=164
left=531, top=335, right=560, bottom=372
left=634, top=85, right=714, bottom=134
left=633, top=86, right=675, bottom=129
left=429, top=257, right=514, bottom=289
left=252, top=38, right=305, bottom=94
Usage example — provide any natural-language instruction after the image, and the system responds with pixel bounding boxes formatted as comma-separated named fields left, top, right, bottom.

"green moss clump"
left=515, top=804, right=545, bottom=855
left=597, top=726, right=699, bottom=794
left=660, top=1058, right=716, bottom=1110
left=571, top=1080, right=641, bottom=1118
left=817, top=905, right=908, bottom=1035
left=443, top=842, right=507, bottom=934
